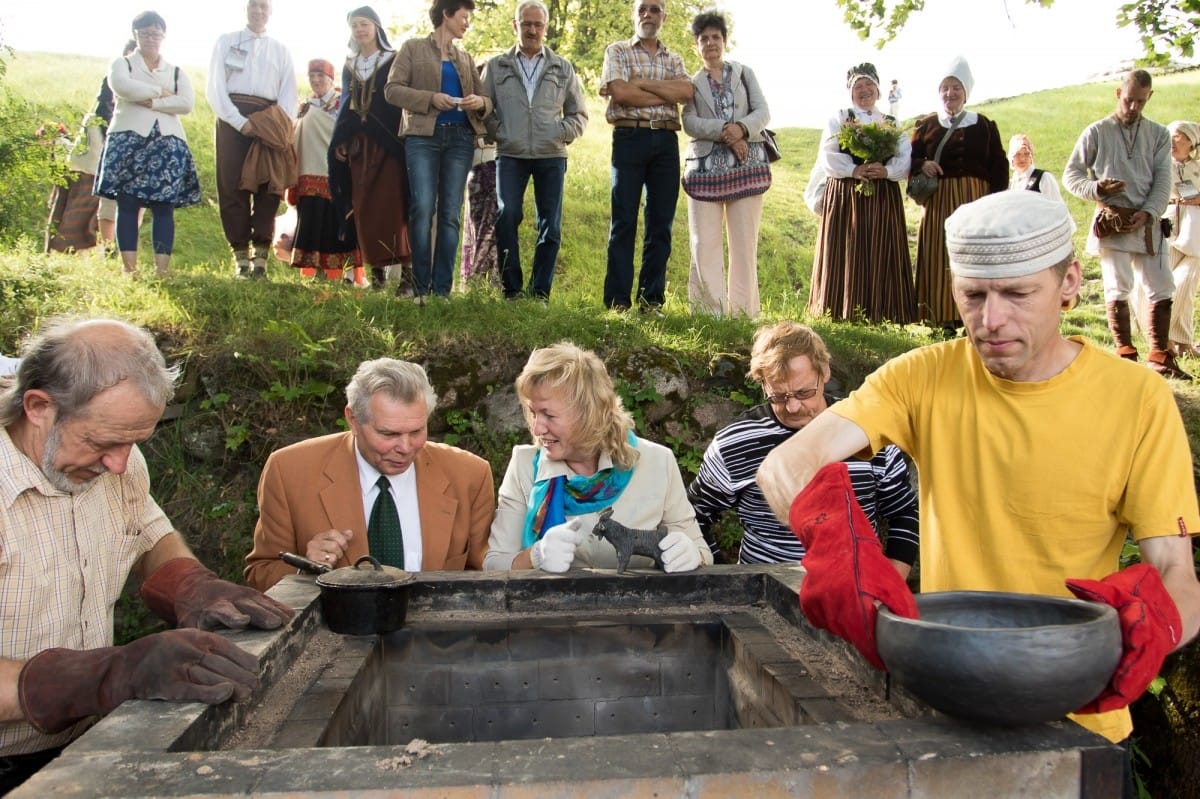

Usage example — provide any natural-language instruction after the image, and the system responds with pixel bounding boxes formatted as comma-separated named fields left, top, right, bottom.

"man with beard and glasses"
left=0, top=318, right=292, bottom=794
left=599, top=0, right=693, bottom=315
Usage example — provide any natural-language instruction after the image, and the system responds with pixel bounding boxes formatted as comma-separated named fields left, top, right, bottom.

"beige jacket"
left=244, top=432, right=494, bottom=591
left=484, top=438, right=711, bottom=571
left=384, top=34, right=491, bottom=138
left=682, top=61, right=770, bottom=160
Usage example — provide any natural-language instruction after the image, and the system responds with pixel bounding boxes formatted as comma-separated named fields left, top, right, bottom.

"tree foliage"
left=836, top=0, right=1199, bottom=65
left=1118, top=0, right=1200, bottom=65
left=0, top=45, right=71, bottom=245
left=385, top=0, right=709, bottom=88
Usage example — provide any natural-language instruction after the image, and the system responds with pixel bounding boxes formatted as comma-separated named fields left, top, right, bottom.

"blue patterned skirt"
left=95, top=123, right=201, bottom=207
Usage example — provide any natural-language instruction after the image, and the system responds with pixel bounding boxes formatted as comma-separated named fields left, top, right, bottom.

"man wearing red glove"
left=0, top=318, right=293, bottom=794
left=758, top=191, right=1200, bottom=761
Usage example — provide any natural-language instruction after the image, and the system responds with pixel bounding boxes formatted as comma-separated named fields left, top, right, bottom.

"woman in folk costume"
left=290, top=58, right=364, bottom=284
left=808, top=62, right=915, bottom=324
left=330, top=6, right=413, bottom=292
left=1163, top=121, right=1200, bottom=356
left=483, top=343, right=711, bottom=573
left=46, top=40, right=135, bottom=254
left=909, top=56, right=1008, bottom=336
left=1006, top=133, right=1063, bottom=202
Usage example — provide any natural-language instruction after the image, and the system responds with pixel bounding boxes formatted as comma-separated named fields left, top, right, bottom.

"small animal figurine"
left=591, top=507, right=668, bottom=573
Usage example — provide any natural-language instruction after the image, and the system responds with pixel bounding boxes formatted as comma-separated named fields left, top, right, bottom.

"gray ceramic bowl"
left=876, top=591, right=1121, bottom=725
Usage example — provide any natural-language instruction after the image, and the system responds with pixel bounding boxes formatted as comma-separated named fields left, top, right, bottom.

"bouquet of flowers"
left=836, top=117, right=904, bottom=196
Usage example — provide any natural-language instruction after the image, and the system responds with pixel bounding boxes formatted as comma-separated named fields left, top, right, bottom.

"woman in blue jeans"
left=385, top=0, right=492, bottom=299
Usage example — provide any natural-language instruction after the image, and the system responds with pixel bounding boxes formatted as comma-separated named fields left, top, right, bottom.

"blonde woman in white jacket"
left=95, top=11, right=200, bottom=276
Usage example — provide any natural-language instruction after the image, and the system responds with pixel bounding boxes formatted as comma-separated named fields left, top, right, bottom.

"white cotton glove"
left=530, top=519, right=585, bottom=573
left=659, top=531, right=702, bottom=573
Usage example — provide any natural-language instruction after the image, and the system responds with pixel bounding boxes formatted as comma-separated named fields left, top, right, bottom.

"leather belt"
left=611, top=119, right=680, bottom=131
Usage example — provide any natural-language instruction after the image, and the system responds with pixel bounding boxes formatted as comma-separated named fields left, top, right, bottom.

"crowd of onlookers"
left=41, top=0, right=1200, bottom=371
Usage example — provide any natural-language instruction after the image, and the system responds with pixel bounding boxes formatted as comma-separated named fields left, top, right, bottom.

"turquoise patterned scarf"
left=520, top=434, right=637, bottom=548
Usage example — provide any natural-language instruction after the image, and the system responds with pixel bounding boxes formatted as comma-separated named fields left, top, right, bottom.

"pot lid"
left=317, top=555, right=415, bottom=587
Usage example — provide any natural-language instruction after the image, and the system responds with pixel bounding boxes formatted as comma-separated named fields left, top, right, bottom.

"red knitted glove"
left=1066, top=563, right=1182, bottom=713
left=789, top=462, right=918, bottom=669
left=141, top=557, right=293, bottom=631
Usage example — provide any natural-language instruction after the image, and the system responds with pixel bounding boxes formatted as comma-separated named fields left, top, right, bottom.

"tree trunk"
left=1131, top=636, right=1200, bottom=799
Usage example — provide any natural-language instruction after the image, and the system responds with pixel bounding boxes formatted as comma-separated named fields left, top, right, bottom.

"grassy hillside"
left=5, top=54, right=1200, bottom=410
left=5, top=52, right=1200, bottom=452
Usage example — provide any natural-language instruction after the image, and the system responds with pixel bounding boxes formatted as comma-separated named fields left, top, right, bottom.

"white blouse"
left=106, top=52, right=193, bottom=140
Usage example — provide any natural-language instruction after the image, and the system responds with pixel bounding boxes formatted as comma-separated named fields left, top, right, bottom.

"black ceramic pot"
left=315, top=555, right=415, bottom=635
left=876, top=591, right=1121, bottom=725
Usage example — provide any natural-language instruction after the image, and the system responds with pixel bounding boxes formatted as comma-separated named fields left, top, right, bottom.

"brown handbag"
left=1093, top=205, right=1156, bottom=254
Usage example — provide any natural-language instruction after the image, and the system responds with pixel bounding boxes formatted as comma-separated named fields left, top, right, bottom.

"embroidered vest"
left=1023, top=168, right=1045, bottom=193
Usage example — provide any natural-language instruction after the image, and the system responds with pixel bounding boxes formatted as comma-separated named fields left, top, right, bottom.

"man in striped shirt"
left=688, top=322, right=918, bottom=570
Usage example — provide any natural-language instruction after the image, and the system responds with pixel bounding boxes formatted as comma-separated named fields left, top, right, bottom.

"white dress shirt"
left=354, top=448, right=423, bottom=571
left=206, top=26, right=298, bottom=130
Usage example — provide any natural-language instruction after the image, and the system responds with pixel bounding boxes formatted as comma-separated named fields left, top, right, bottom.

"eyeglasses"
left=637, top=5, right=664, bottom=16
left=765, top=383, right=821, bottom=406
left=135, top=30, right=165, bottom=40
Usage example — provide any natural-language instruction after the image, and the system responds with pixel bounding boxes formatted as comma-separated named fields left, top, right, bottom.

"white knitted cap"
left=945, top=192, right=1076, bottom=279
left=942, top=56, right=974, bottom=99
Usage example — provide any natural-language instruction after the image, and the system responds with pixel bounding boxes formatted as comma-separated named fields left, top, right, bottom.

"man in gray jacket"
left=482, top=0, right=588, bottom=301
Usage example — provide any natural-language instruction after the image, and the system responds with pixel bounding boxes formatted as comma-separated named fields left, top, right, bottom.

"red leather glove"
left=141, top=557, right=294, bottom=631
left=1066, top=563, right=1182, bottom=713
left=18, top=628, right=259, bottom=734
left=789, top=462, right=919, bottom=669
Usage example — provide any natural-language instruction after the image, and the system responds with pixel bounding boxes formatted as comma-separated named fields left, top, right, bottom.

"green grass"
left=5, top=54, right=1200, bottom=433
left=4, top=53, right=1200, bottom=484
left=4, top=54, right=1199, bottom=376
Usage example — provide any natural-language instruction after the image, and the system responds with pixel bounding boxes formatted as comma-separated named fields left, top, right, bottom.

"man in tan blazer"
left=244, top=358, right=494, bottom=591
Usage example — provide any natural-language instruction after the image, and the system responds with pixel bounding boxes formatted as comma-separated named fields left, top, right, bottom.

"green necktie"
left=367, top=475, right=405, bottom=569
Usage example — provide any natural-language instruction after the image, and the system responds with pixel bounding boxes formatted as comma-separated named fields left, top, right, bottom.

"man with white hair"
left=244, top=358, right=494, bottom=592
left=757, top=192, right=1200, bottom=778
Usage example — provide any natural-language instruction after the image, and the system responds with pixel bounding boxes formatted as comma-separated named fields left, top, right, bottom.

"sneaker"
left=250, top=267, right=268, bottom=281
left=234, top=264, right=251, bottom=279
left=639, top=303, right=666, bottom=319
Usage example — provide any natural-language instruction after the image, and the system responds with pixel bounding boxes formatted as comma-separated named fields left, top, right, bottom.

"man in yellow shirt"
left=758, top=192, right=1200, bottom=769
